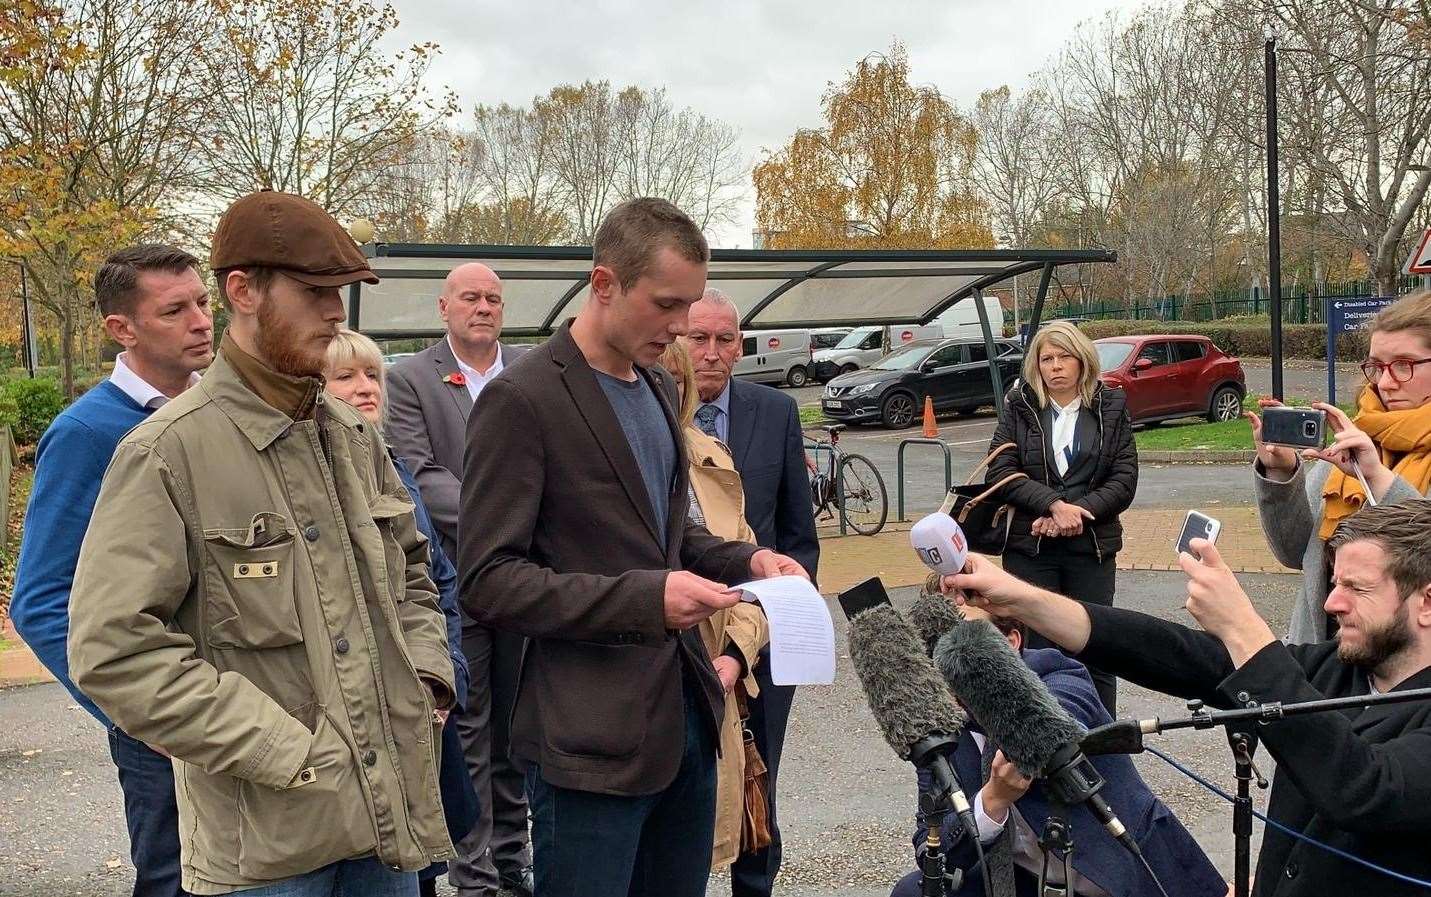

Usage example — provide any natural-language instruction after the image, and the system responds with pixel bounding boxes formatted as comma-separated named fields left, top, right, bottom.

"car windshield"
left=869, top=344, right=931, bottom=371
left=1096, top=342, right=1135, bottom=371
left=834, top=328, right=878, bottom=350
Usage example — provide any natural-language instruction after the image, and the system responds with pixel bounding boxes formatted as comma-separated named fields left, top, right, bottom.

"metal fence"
left=1026, top=275, right=1426, bottom=325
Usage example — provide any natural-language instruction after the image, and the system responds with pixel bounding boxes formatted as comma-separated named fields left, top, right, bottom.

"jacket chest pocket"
left=203, top=512, right=302, bottom=648
left=367, top=492, right=416, bottom=602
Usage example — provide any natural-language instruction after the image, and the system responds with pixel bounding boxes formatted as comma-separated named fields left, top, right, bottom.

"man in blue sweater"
left=10, top=244, right=214, bottom=897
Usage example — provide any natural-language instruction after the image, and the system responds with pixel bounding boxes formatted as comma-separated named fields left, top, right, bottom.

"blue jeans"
left=236, top=857, right=417, bottom=896
left=107, top=727, right=188, bottom=897
left=525, top=680, right=717, bottom=897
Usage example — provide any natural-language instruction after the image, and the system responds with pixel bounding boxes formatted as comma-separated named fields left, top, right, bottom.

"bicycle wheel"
left=837, top=453, right=888, bottom=536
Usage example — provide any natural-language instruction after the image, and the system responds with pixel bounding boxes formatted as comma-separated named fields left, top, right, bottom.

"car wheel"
left=1208, top=386, right=1242, bottom=423
left=880, top=392, right=917, bottom=429
left=840, top=363, right=859, bottom=376
left=786, top=365, right=809, bottom=388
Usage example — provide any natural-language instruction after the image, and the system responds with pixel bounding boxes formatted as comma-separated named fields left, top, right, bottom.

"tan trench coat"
left=685, top=426, right=772, bottom=869
left=68, top=350, right=455, bottom=894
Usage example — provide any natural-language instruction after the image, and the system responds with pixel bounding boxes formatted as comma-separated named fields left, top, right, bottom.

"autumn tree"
left=0, top=0, right=209, bottom=396
left=466, top=102, right=570, bottom=244
left=754, top=43, right=993, bottom=250
left=1264, top=0, right=1431, bottom=296
left=189, top=0, right=457, bottom=218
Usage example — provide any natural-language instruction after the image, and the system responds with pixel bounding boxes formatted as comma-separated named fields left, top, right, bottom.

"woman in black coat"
left=986, top=320, right=1137, bottom=713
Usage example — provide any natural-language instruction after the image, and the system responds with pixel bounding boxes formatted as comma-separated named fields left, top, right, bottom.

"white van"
left=733, top=329, right=814, bottom=387
left=810, top=324, right=944, bottom=381
left=934, top=294, right=1006, bottom=340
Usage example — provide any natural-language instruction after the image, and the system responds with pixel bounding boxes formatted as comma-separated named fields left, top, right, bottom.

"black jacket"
left=1081, top=603, right=1431, bottom=897
left=986, top=381, right=1137, bottom=559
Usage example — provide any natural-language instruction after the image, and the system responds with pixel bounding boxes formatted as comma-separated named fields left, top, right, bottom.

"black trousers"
left=108, top=727, right=188, bottom=897
left=450, top=621, right=531, bottom=895
left=1002, top=544, right=1118, bottom=716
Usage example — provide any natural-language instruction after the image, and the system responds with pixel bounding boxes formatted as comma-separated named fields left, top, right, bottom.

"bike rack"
left=806, top=438, right=850, bottom=535
left=896, top=438, right=953, bottom=522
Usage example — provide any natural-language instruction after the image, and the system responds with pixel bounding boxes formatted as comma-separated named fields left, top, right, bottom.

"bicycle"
left=805, top=424, right=888, bottom=536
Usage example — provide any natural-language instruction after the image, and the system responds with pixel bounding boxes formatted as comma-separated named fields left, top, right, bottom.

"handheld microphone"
left=837, top=578, right=978, bottom=839
left=934, top=618, right=1145, bottom=860
left=910, top=496, right=969, bottom=577
left=907, top=587, right=964, bottom=658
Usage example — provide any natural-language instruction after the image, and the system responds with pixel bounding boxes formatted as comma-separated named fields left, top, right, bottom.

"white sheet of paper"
left=731, top=575, right=835, bottom=685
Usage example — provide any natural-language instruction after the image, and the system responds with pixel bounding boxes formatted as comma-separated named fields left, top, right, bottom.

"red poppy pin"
left=443, top=372, right=467, bottom=388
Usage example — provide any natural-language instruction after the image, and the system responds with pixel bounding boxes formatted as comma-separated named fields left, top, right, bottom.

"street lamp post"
left=1266, top=33, right=1284, bottom=400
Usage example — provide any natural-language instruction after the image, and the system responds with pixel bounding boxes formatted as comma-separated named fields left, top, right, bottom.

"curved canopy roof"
left=347, top=243, right=1117, bottom=338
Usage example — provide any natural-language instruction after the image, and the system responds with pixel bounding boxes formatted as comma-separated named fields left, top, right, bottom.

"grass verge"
left=1134, top=395, right=1355, bottom=453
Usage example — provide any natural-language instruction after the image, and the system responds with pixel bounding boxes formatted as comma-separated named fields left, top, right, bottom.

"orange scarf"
left=1318, top=389, right=1431, bottom=540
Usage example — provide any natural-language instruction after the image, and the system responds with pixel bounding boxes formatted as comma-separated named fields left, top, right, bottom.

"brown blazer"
left=686, top=427, right=770, bottom=868
left=459, top=323, right=760, bottom=796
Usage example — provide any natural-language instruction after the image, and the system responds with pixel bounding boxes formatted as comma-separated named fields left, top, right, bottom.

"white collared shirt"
left=109, top=353, right=201, bottom=410
left=448, top=336, right=503, bottom=403
left=1049, top=396, right=1082, bottom=477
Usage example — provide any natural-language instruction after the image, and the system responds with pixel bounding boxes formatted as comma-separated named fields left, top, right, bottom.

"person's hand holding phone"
left=1304, top=402, right=1397, bottom=500
left=1246, top=398, right=1299, bottom=480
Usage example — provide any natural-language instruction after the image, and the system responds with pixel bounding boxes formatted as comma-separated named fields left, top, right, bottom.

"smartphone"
left=1176, top=511, right=1222, bottom=559
left=1260, top=406, right=1327, bottom=449
left=836, top=577, right=891, bottom=620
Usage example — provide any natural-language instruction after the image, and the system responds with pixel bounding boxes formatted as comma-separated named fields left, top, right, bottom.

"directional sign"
left=1325, top=295, right=1398, bottom=404
left=1326, top=296, right=1398, bottom=336
left=1405, top=227, right=1431, bottom=275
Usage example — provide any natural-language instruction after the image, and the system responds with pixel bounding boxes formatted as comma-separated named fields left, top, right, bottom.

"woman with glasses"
left=1251, top=290, right=1431, bottom=643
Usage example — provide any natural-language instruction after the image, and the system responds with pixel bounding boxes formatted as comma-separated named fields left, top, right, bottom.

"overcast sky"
left=388, top=0, right=1148, bottom=247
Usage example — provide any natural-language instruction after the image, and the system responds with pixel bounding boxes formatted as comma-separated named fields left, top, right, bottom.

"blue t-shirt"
left=594, top=370, right=676, bottom=548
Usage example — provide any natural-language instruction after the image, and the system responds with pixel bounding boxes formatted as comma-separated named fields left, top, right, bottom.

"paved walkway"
left=1, top=507, right=1293, bottom=689
left=816, top=505, right=1292, bottom=596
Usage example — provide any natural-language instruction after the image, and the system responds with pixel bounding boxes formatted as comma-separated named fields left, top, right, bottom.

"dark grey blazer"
left=385, top=338, right=526, bottom=558
left=459, top=324, right=758, bottom=796
left=727, top=378, right=820, bottom=582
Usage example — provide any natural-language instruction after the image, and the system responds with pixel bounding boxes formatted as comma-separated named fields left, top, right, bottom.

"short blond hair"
left=658, top=341, right=698, bottom=428
left=324, top=328, right=387, bottom=419
left=1023, top=320, right=1101, bottom=407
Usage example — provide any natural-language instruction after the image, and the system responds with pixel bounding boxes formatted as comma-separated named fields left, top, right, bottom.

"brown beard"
left=256, top=297, right=328, bottom=377
left=1338, top=598, right=1414, bottom=669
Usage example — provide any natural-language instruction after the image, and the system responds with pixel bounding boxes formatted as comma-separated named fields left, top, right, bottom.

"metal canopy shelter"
left=346, top=243, right=1116, bottom=338
left=346, top=243, right=1117, bottom=417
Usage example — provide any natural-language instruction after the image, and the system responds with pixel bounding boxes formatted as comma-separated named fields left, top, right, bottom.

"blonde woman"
left=986, top=320, right=1137, bottom=714
left=657, top=341, right=771, bottom=871
left=322, top=329, right=477, bottom=897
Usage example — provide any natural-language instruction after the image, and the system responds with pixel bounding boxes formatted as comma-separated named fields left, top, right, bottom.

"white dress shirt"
left=448, top=337, right=504, bottom=403
left=1049, top=396, right=1082, bottom=477
left=110, top=352, right=201, bottom=410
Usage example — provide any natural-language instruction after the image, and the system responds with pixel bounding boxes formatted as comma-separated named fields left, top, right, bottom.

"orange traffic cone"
left=922, top=395, right=938, bottom=438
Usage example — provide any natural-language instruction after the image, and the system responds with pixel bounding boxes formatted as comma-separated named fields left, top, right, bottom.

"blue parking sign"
left=1325, top=296, right=1398, bottom=403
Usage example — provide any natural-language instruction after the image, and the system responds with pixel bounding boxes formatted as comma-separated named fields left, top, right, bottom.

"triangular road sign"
left=1405, top=227, right=1431, bottom=275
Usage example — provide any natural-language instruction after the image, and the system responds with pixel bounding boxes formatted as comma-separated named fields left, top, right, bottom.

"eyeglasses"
left=1359, top=357, right=1431, bottom=384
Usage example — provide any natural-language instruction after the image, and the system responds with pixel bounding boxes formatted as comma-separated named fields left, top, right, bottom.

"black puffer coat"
left=986, top=381, right=1138, bottom=559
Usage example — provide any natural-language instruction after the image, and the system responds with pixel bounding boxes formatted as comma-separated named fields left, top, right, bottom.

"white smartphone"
left=1175, top=511, right=1222, bottom=559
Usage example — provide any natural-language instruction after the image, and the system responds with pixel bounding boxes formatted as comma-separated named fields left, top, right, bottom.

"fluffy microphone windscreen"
left=934, top=618, right=1084, bottom=778
left=848, top=603, right=968, bottom=761
left=908, top=588, right=965, bottom=657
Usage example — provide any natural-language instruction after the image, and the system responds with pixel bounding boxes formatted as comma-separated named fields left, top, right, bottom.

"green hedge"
left=1076, top=316, right=1367, bottom=361
left=0, top=378, right=68, bottom=446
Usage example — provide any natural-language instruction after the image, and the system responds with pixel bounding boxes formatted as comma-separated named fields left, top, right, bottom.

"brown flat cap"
left=210, top=189, right=378, bottom=287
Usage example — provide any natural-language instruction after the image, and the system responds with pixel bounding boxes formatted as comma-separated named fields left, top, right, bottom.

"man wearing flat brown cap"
left=69, top=189, right=456, bottom=897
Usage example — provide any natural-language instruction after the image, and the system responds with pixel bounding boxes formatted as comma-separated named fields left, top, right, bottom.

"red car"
left=1095, top=335, right=1246, bottom=425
